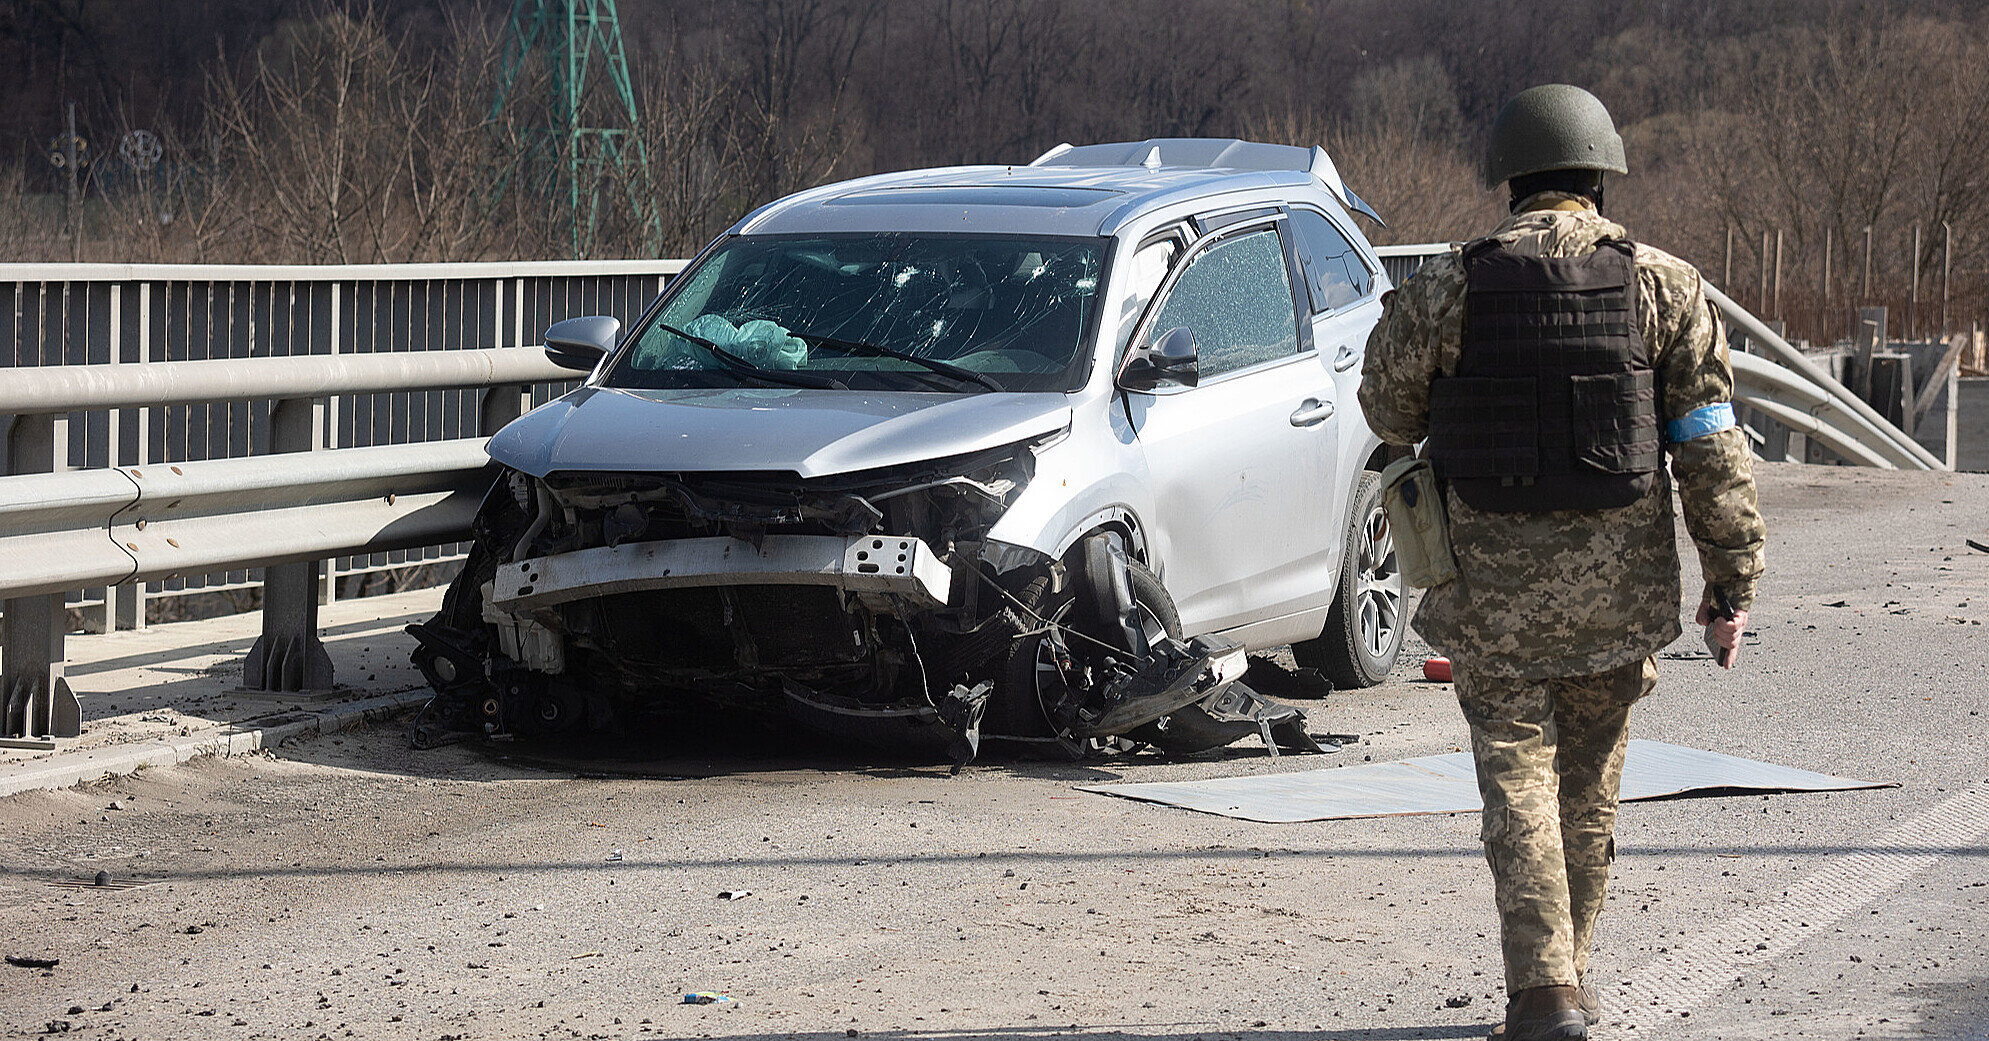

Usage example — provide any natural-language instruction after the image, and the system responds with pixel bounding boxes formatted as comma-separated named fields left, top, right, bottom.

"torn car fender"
left=984, top=403, right=1157, bottom=566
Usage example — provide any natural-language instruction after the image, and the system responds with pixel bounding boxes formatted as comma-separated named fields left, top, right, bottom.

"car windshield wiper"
left=650, top=321, right=847, bottom=390
left=792, top=331, right=1006, bottom=393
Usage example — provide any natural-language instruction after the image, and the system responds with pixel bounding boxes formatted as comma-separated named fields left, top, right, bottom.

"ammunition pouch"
left=1378, top=455, right=1457, bottom=589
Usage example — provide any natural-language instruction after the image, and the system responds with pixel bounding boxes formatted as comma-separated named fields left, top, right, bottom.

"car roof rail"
left=1029, top=138, right=1383, bottom=226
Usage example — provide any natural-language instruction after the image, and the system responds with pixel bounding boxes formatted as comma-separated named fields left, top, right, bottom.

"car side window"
left=1146, top=228, right=1299, bottom=379
left=1290, top=209, right=1373, bottom=314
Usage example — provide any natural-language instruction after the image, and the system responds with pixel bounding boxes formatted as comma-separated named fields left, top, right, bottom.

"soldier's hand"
left=1695, top=590, right=1747, bottom=669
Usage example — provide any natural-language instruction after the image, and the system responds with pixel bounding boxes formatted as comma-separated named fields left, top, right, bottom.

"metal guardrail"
left=0, top=345, right=580, bottom=415
left=2, top=258, right=684, bottom=620
left=0, top=438, right=495, bottom=603
left=1, top=257, right=685, bottom=744
left=1705, top=284, right=1944, bottom=470
left=0, top=344, right=580, bottom=743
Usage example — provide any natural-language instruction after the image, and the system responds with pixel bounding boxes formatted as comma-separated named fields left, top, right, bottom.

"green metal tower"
left=494, top=0, right=659, bottom=256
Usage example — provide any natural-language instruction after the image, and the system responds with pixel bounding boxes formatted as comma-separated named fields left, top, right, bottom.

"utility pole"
left=492, top=0, right=659, bottom=258
left=64, top=102, right=81, bottom=262
left=1941, top=221, right=1953, bottom=335
left=1759, top=230, right=1769, bottom=312
left=1773, top=228, right=1784, bottom=320
left=1823, top=225, right=1833, bottom=342
left=1863, top=224, right=1874, bottom=301
left=1910, top=223, right=1922, bottom=340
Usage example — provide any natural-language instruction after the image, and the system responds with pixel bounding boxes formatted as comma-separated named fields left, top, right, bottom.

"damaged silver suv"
left=409, top=138, right=1405, bottom=764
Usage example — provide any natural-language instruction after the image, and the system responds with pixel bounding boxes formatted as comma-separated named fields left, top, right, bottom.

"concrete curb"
left=0, top=689, right=431, bottom=798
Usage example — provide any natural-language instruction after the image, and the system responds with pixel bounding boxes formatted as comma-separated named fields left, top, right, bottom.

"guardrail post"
left=478, top=385, right=531, bottom=436
left=112, top=584, right=145, bottom=631
left=242, top=397, right=335, bottom=692
left=2, top=413, right=83, bottom=742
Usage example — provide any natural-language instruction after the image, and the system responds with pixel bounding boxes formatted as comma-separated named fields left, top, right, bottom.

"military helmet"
left=1482, top=84, right=1628, bottom=189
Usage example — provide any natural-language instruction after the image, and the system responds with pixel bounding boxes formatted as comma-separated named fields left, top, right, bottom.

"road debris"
left=1422, top=657, right=1453, bottom=682
left=1242, top=656, right=1333, bottom=698
left=717, top=889, right=752, bottom=901
left=683, top=992, right=734, bottom=1005
left=6, top=955, right=60, bottom=969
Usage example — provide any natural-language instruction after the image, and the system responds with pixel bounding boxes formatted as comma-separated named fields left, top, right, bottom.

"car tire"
left=1293, top=469, right=1405, bottom=688
left=989, top=553, right=1181, bottom=759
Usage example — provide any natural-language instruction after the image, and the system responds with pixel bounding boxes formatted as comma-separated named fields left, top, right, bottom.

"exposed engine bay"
left=407, top=437, right=1323, bottom=768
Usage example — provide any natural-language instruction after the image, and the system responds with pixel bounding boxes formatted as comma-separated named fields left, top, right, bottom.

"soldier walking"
left=1358, top=84, right=1767, bottom=1041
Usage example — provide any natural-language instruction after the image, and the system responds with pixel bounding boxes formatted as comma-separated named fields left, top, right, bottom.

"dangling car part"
left=410, top=138, right=1409, bottom=764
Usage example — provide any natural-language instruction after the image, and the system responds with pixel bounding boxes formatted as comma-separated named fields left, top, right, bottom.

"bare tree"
left=718, top=0, right=883, bottom=202
left=626, top=52, right=741, bottom=259
left=198, top=7, right=538, bottom=264
left=1250, top=58, right=1500, bottom=246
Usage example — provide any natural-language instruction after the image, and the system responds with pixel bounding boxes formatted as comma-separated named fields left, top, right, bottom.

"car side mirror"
left=1118, top=325, right=1199, bottom=390
left=544, top=315, right=620, bottom=371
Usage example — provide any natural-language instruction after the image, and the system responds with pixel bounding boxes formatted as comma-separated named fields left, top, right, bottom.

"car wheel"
left=1293, top=469, right=1405, bottom=687
left=989, top=555, right=1181, bottom=759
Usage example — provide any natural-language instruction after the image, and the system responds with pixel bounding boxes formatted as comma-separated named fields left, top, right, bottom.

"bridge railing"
left=1, top=259, right=683, bottom=626
left=1, top=259, right=681, bottom=745
left=0, top=346, right=593, bottom=742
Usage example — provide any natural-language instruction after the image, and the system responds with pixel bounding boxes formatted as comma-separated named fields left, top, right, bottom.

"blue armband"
left=1666, top=402, right=1736, bottom=442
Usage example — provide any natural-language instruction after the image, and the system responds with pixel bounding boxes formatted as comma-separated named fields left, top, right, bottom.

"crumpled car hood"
left=489, top=386, right=1073, bottom=479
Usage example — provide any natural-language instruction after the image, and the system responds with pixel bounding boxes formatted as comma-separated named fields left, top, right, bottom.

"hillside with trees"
left=5, top=0, right=1986, bottom=343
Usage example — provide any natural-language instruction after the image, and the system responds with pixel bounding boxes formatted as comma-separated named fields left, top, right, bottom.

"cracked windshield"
left=606, top=234, right=1103, bottom=393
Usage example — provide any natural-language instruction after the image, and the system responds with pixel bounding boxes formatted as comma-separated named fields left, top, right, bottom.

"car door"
left=1119, top=216, right=1341, bottom=638
left=1289, top=206, right=1386, bottom=567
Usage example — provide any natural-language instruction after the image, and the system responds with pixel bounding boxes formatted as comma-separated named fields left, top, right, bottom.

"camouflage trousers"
left=1455, top=656, right=1657, bottom=994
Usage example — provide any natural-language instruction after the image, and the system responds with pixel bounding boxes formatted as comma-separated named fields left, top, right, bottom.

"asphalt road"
left=1, top=462, right=1984, bottom=1041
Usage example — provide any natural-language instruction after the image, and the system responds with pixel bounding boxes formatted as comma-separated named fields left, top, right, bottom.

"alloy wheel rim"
left=1355, top=503, right=1403, bottom=661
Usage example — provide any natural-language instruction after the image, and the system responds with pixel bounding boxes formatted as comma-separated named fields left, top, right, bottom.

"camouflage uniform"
left=1358, top=194, right=1766, bottom=994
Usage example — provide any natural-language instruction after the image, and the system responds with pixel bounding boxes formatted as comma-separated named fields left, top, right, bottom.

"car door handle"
left=1289, top=398, right=1335, bottom=427
left=1332, top=344, right=1361, bottom=372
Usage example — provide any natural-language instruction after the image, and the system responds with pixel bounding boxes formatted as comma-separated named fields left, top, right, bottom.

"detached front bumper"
left=487, top=534, right=953, bottom=613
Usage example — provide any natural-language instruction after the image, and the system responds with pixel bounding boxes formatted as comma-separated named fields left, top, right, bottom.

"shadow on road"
left=582, top=1028, right=1490, bottom=1041
left=273, top=701, right=1353, bottom=786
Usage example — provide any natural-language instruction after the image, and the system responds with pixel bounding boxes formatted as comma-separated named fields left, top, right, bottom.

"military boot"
left=1489, top=981, right=1600, bottom=1037
left=1575, top=981, right=1600, bottom=1025
left=1492, top=985, right=1587, bottom=1041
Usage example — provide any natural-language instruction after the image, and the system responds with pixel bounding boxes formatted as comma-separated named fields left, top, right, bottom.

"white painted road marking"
left=1615, top=785, right=1989, bottom=1031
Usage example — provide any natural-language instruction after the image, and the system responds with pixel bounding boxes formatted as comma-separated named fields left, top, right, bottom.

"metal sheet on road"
left=1079, top=739, right=1894, bottom=822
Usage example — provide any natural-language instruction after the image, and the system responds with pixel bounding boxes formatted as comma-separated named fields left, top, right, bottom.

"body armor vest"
left=1425, top=236, right=1662, bottom=513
